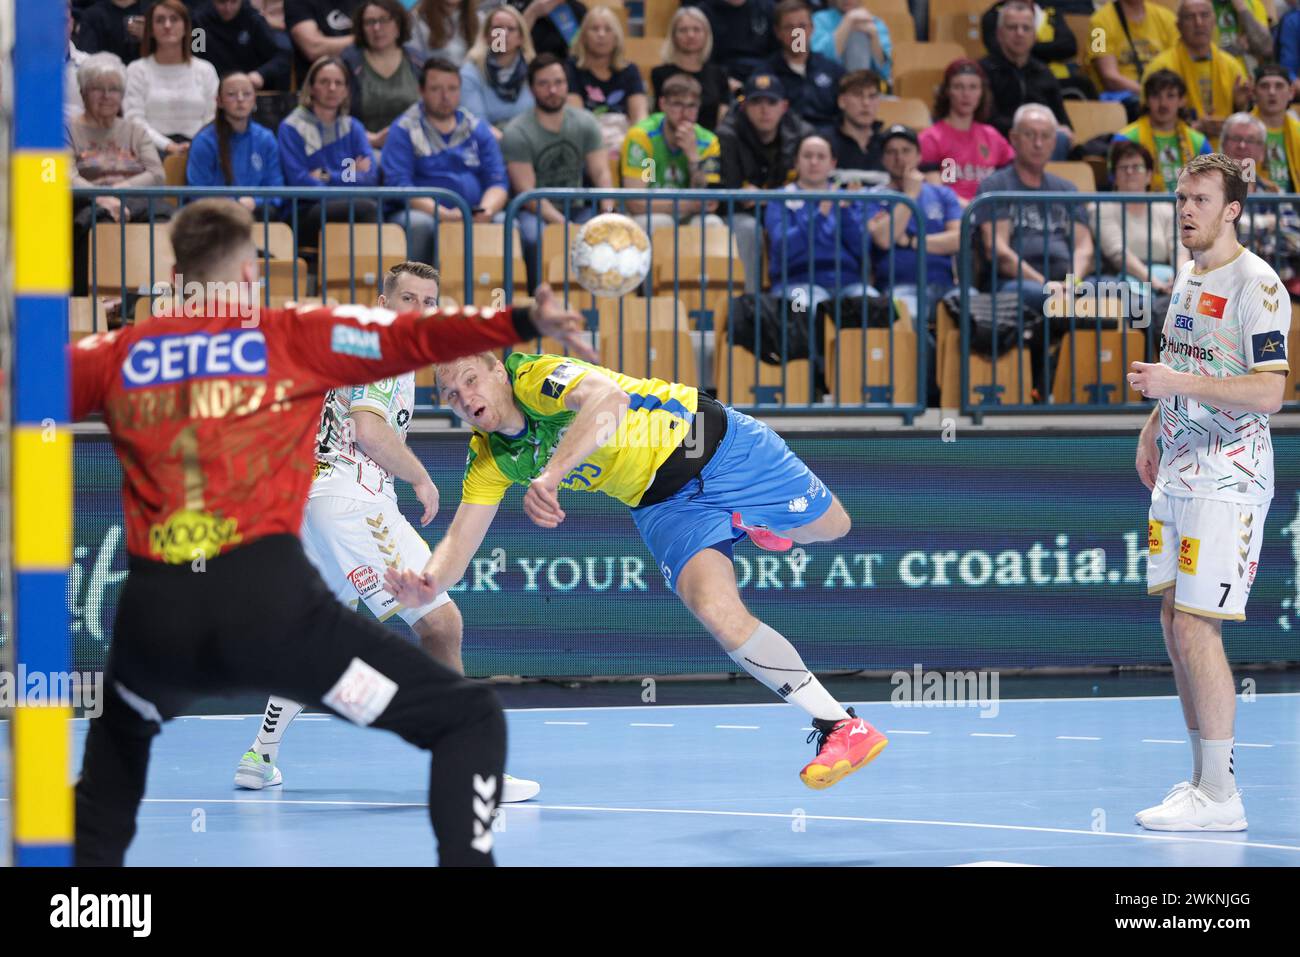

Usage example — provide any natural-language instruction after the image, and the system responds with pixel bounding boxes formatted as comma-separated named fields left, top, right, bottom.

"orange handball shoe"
left=732, top=512, right=794, bottom=552
left=800, top=708, right=889, bottom=790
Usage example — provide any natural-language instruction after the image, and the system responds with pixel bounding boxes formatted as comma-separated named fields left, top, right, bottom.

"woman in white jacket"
left=124, top=0, right=218, bottom=157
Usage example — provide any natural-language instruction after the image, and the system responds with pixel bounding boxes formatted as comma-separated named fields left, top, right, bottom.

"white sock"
left=1198, top=737, right=1236, bottom=802
left=250, top=696, right=304, bottom=764
left=1188, top=729, right=1202, bottom=788
left=727, top=623, right=849, bottom=723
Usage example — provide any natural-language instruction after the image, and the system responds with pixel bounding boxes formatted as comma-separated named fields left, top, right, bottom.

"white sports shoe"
left=1134, top=780, right=1194, bottom=826
left=234, top=750, right=283, bottom=790
left=502, top=773, right=540, bottom=803
left=1138, top=785, right=1247, bottom=832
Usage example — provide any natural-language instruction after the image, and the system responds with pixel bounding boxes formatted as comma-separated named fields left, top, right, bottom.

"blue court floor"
left=4, top=693, right=1299, bottom=866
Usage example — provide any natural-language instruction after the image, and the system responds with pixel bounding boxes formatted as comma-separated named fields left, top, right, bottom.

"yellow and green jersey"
left=459, top=353, right=699, bottom=508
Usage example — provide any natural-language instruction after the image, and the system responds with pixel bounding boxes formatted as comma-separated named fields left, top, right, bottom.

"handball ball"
left=571, top=213, right=652, bottom=298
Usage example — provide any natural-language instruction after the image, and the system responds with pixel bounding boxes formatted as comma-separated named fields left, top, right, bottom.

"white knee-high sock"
left=1199, top=738, right=1236, bottom=802
left=250, top=696, right=304, bottom=764
left=727, top=623, right=849, bottom=723
left=1188, top=729, right=1202, bottom=788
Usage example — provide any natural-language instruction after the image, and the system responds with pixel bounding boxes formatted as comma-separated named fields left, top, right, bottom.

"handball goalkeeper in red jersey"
left=70, top=198, right=594, bottom=866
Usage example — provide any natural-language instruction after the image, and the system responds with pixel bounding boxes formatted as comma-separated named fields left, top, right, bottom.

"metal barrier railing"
left=958, top=192, right=1300, bottom=422
left=74, top=185, right=933, bottom=419
left=72, top=185, right=475, bottom=311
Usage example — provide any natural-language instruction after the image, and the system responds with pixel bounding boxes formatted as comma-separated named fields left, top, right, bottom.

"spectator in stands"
left=412, top=0, right=483, bottom=64
left=621, top=73, right=723, bottom=232
left=186, top=72, right=286, bottom=216
left=382, top=57, right=508, bottom=263
left=68, top=53, right=166, bottom=295
left=277, top=56, right=380, bottom=238
left=1098, top=139, right=1178, bottom=291
left=501, top=53, right=615, bottom=288
left=483, top=0, right=588, bottom=61
left=650, top=5, right=731, bottom=131
left=193, top=0, right=292, bottom=92
left=865, top=124, right=964, bottom=326
left=1251, top=64, right=1300, bottom=194
left=341, top=0, right=426, bottom=149
left=822, top=69, right=887, bottom=176
left=1140, top=0, right=1250, bottom=149
left=1114, top=68, right=1211, bottom=190
left=920, top=60, right=1014, bottom=205
left=286, top=0, right=356, bottom=85
left=974, top=104, right=1094, bottom=308
left=461, top=4, right=536, bottom=137
left=765, top=1, right=844, bottom=130
left=67, top=6, right=90, bottom=122
left=252, top=0, right=288, bottom=32
left=1219, top=111, right=1300, bottom=279
left=1088, top=0, right=1178, bottom=107
left=763, top=134, right=872, bottom=310
left=700, top=0, right=780, bottom=87
left=980, top=1, right=1096, bottom=99
left=717, top=70, right=815, bottom=291
left=124, top=0, right=220, bottom=157
left=810, top=0, right=891, bottom=81
left=1209, top=0, right=1273, bottom=71
left=979, top=0, right=1074, bottom=157
left=76, top=0, right=146, bottom=67
left=1280, top=1, right=1300, bottom=89
left=565, top=5, right=649, bottom=157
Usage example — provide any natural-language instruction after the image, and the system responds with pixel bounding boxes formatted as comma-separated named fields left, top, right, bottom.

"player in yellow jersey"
left=386, top=352, right=888, bottom=790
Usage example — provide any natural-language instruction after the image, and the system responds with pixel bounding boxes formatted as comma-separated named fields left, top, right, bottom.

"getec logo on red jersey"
left=121, top=331, right=268, bottom=389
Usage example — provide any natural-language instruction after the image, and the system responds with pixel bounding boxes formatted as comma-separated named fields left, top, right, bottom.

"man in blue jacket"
left=381, top=57, right=510, bottom=265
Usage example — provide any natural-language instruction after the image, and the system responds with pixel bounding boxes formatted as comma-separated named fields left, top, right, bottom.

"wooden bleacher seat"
left=826, top=321, right=919, bottom=405
left=1045, top=160, right=1097, bottom=193
left=597, top=297, right=700, bottom=387
left=1064, top=100, right=1127, bottom=149
left=437, top=222, right=528, bottom=307
left=876, top=96, right=933, bottom=130
left=1051, top=329, right=1147, bottom=405
left=893, top=66, right=947, bottom=102
left=713, top=300, right=816, bottom=406
left=318, top=223, right=407, bottom=302
left=89, top=222, right=175, bottom=297
left=939, top=328, right=1033, bottom=408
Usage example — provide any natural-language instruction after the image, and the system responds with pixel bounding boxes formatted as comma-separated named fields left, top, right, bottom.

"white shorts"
left=1147, top=489, right=1269, bottom=621
left=301, top=494, right=451, bottom=626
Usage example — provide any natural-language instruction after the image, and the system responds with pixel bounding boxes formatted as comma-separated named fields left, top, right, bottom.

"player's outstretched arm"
left=1129, top=362, right=1286, bottom=415
left=523, top=371, right=630, bottom=529
left=384, top=501, right=499, bottom=607
left=280, top=293, right=594, bottom=393
left=350, top=409, right=439, bottom=525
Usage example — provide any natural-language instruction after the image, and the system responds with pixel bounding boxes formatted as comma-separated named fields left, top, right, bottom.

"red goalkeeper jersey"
left=71, top=303, right=535, bottom=563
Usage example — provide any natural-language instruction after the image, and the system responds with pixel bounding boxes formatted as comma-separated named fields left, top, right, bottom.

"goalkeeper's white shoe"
left=234, top=750, right=282, bottom=790
left=502, top=774, right=540, bottom=803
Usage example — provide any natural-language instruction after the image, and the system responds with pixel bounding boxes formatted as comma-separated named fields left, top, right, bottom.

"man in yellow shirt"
left=386, top=351, right=890, bottom=791
left=1090, top=0, right=1180, bottom=98
left=1210, top=0, right=1274, bottom=70
left=1142, top=0, right=1252, bottom=148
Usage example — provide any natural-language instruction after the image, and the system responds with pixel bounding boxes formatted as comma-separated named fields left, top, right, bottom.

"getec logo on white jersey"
left=121, top=331, right=267, bottom=389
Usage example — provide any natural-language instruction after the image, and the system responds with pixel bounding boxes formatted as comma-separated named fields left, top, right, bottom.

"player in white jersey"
left=233, top=262, right=541, bottom=803
left=1128, top=154, right=1289, bottom=832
